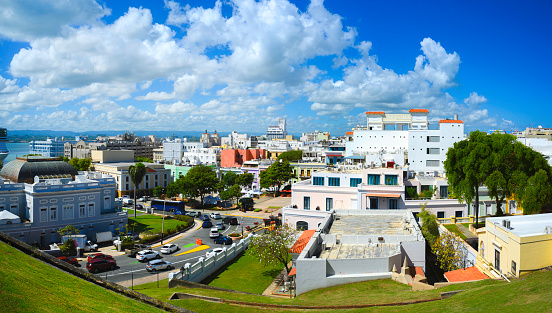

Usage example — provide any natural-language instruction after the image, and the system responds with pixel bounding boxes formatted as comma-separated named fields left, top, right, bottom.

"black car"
left=202, top=215, right=210, bottom=221
left=202, top=220, right=213, bottom=228
left=222, top=217, right=239, bottom=225
left=213, top=236, right=233, bottom=245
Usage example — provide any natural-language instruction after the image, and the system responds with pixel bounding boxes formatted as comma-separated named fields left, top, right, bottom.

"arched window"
left=296, top=221, right=308, bottom=231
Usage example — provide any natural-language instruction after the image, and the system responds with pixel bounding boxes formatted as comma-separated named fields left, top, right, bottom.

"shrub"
left=254, top=222, right=259, bottom=225
left=253, top=208, right=262, bottom=212
left=245, top=226, right=251, bottom=231
left=228, top=233, right=241, bottom=237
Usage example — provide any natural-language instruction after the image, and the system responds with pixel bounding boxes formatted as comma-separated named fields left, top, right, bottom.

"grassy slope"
left=443, top=224, right=468, bottom=240
left=0, top=241, right=163, bottom=313
left=129, top=214, right=188, bottom=234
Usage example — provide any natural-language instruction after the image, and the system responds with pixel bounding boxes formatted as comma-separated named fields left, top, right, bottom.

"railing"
left=168, top=234, right=253, bottom=283
left=438, top=215, right=487, bottom=225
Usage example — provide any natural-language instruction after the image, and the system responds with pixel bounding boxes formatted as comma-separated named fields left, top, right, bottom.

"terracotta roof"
left=289, top=267, right=296, bottom=276
left=345, top=131, right=353, bottom=135
left=409, top=109, right=429, bottom=113
left=290, top=229, right=316, bottom=254
left=444, top=266, right=488, bottom=282
left=365, top=111, right=385, bottom=115
left=366, top=193, right=402, bottom=198
left=439, top=119, right=464, bottom=124
left=414, top=266, right=425, bottom=277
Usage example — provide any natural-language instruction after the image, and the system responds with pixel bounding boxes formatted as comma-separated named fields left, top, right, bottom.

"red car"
left=57, top=256, right=78, bottom=266
left=86, top=258, right=117, bottom=273
left=87, top=253, right=114, bottom=262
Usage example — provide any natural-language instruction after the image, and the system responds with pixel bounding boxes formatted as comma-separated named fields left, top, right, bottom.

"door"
left=369, top=198, right=378, bottom=209
left=494, top=249, right=501, bottom=272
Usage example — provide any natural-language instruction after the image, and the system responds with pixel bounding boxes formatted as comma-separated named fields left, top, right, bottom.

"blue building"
left=29, top=137, right=76, bottom=158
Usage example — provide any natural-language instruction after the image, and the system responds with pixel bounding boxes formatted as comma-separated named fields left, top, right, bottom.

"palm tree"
left=128, top=162, right=146, bottom=218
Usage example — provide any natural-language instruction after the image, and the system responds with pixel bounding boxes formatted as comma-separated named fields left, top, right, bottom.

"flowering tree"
left=431, top=231, right=466, bottom=272
left=248, top=223, right=296, bottom=272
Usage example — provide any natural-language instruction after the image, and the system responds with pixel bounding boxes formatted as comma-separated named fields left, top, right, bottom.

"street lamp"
left=161, top=194, right=166, bottom=245
left=241, top=216, right=244, bottom=237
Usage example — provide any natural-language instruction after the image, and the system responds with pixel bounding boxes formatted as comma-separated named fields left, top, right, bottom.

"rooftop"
left=487, top=213, right=552, bottom=237
left=329, top=214, right=414, bottom=236
left=444, top=266, right=488, bottom=282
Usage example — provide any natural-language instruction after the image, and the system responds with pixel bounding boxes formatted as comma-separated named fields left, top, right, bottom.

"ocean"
left=4, top=142, right=30, bottom=163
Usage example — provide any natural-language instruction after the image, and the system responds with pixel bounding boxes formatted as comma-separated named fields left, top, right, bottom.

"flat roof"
left=487, top=213, right=552, bottom=237
left=320, top=243, right=400, bottom=259
left=329, top=214, right=414, bottom=236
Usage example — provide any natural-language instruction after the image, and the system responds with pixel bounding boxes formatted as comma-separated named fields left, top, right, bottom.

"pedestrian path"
left=457, top=224, right=478, bottom=240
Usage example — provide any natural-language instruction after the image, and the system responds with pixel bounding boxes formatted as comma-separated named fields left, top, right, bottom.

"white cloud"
left=136, top=91, right=175, bottom=101
left=155, top=101, right=197, bottom=115
left=0, top=0, right=110, bottom=41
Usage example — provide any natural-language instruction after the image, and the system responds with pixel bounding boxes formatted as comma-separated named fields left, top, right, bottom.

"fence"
left=168, top=234, right=253, bottom=284
left=438, top=215, right=487, bottom=225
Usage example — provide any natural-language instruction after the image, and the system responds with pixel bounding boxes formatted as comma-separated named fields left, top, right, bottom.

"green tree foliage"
left=134, top=156, right=153, bottom=163
left=221, top=171, right=238, bottom=188
left=277, top=149, right=303, bottom=162
left=220, top=184, right=242, bottom=205
left=249, top=223, right=296, bottom=272
left=153, top=186, right=166, bottom=197
left=260, top=161, right=293, bottom=194
left=128, top=162, right=146, bottom=218
left=181, top=165, right=218, bottom=205
left=432, top=231, right=466, bottom=272
left=418, top=204, right=439, bottom=245
left=166, top=182, right=180, bottom=198
left=236, top=172, right=254, bottom=188
left=68, top=158, right=91, bottom=171
left=521, top=169, right=552, bottom=214
left=57, top=225, right=79, bottom=255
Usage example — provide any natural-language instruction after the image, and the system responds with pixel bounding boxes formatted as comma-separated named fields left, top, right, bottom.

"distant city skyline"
left=0, top=0, right=551, bottom=135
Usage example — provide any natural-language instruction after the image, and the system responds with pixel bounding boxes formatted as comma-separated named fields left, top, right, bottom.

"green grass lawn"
left=0, top=241, right=162, bottom=313
left=443, top=224, right=468, bottom=240
left=129, top=214, right=188, bottom=234
left=461, top=223, right=471, bottom=228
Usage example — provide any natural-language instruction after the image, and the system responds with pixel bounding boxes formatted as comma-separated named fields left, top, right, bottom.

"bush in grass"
left=253, top=208, right=262, bottom=212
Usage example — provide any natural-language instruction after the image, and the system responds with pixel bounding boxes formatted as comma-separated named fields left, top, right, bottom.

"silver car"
left=160, top=243, right=179, bottom=254
left=146, top=259, right=173, bottom=272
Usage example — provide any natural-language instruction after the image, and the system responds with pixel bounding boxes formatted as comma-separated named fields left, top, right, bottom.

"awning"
left=366, top=193, right=401, bottom=198
left=344, top=156, right=365, bottom=160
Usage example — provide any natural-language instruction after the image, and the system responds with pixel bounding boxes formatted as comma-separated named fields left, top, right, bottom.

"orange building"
left=220, top=149, right=266, bottom=168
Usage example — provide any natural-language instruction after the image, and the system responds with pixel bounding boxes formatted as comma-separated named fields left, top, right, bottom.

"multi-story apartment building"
left=93, top=162, right=171, bottom=197
left=266, top=118, right=287, bottom=140
left=220, top=149, right=266, bottom=168
left=220, top=131, right=258, bottom=149
left=0, top=128, right=9, bottom=162
left=64, top=133, right=161, bottom=160
left=300, top=130, right=330, bottom=143
left=31, top=137, right=77, bottom=158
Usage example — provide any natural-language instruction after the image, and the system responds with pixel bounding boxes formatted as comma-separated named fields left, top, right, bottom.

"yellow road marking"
left=174, top=245, right=210, bottom=256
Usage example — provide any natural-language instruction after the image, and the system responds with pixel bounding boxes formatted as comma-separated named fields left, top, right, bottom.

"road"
left=77, top=212, right=263, bottom=285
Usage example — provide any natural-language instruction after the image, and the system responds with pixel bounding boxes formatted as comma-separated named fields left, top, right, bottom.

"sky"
left=0, top=0, right=551, bottom=136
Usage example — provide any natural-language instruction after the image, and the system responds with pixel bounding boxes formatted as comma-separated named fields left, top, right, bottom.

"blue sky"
left=0, top=0, right=550, bottom=135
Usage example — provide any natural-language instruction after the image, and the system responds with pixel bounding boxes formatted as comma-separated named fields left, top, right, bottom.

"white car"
left=205, top=248, right=224, bottom=258
left=136, top=250, right=160, bottom=262
left=146, top=259, right=173, bottom=272
left=209, top=227, right=220, bottom=238
left=160, top=243, right=179, bottom=254
left=210, top=212, right=222, bottom=219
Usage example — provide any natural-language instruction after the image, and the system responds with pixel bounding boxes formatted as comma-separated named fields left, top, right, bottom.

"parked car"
left=202, top=220, right=213, bottom=228
left=160, top=243, right=179, bottom=254
left=213, top=236, right=233, bottom=245
left=202, top=215, right=210, bottom=221
left=222, top=217, right=239, bottom=225
left=57, top=256, right=78, bottom=266
left=138, top=196, right=150, bottom=202
left=135, top=204, right=144, bottom=210
left=87, top=258, right=117, bottom=273
left=205, top=248, right=224, bottom=258
left=87, top=253, right=114, bottom=262
left=210, top=212, right=222, bottom=219
left=209, top=227, right=220, bottom=238
left=215, top=222, right=225, bottom=230
left=146, top=259, right=173, bottom=272
left=136, top=250, right=160, bottom=262
left=185, top=211, right=201, bottom=217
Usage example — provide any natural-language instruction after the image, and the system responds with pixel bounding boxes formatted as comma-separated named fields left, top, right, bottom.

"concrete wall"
left=91, top=150, right=134, bottom=163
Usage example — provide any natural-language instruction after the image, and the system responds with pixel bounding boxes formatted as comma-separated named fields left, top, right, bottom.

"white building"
left=220, top=131, right=258, bottom=149
left=345, top=109, right=464, bottom=173
left=162, top=139, right=210, bottom=164
left=30, top=137, right=77, bottom=158
left=266, top=118, right=287, bottom=140
left=93, top=162, right=171, bottom=197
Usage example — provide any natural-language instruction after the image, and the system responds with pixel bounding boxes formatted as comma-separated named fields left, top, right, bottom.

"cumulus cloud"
left=0, top=0, right=110, bottom=41
left=155, top=101, right=197, bottom=115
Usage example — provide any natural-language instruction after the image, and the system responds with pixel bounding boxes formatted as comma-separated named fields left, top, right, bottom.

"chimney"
left=454, top=114, right=458, bottom=120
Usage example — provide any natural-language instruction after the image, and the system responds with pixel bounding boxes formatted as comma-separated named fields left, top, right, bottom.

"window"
left=385, top=175, right=398, bottom=185
left=10, top=204, right=18, bottom=215
left=296, top=221, right=308, bottom=231
left=426, top=160, right=439, bottom=167
left=49, top=206, right=57, bottom=221
left=440, top=186, right=449, bottom=198
left=437, top=211, right=445, bottom=219
left=427, top=136, right=440, bottom=142
left=367, top=174, right=380, bottom=185
left=63, top=205, right=73, bottom=220
left=369, top=198, right=378, bottom=209
left=0, top=204, right=4, bottom=212
left=40, top=207, right=48, bottom=222
left=313, top=177, right=324, bottom=186
left=304, top=197, right=310, bottom=210
left=326, top=198, right=333, bottom=211
left=427, top=148, right=440, bottom=155
left=455, top=211, right=463, bottom=217
left=511, top=261, right=517, bottom=276
left=350, top=178, right=362, bottom=187
left=388, top=198, right=398, bottom=209
left=328, top=177, right=340, bottom=186
left=495, top=249, right=501, bottom=271
left=88, top=203, right=95, bottom=217
left=79, top=204, right=86, bottom=218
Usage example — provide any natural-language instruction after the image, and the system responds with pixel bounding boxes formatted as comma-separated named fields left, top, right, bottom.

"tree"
left=260, top=161, right=293, bottom=195
left=236, top=172, right=255, bottom=189
left=166, top=182, right=180, bottom=198
left=519, top=169, right=552, bottom=214
left=134, top=156, right=153, bottom=163
left=128, top=162, right=146, bottom=218
left=181, top=165, right=218, bottom=206
left=277, top=149, right=303, bottom=162
left=68, top=158, right=91, bottom=171
left=249, top=223, right=296, bottom=272
left=431, top=231, right=466, bottom=272
left=57, top=225, right=79, bottom=255
left=221, top=171, right=238, bottom=188
left=153, top=186, right=166, bottom=197
left=418, top=204, right=439, bottom=245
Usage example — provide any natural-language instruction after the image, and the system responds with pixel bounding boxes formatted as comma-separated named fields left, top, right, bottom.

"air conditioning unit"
left=502, top=219, right=511, bottom=229
left=545, top=226, right=552, bottom=234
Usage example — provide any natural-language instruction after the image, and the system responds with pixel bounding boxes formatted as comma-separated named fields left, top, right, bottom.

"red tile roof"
left=439, top=119, right=464, bottom=124
left=290, top=229, right=316, bottom=254
left=444, top=266, right=488, bottom=282
left=365, top=111, right=385, bottom=115
left=345, top=131, right=353, bottom=135
left=414, top=267, right=425, bottom=277
left=409, top=109, right=429, bottom=113
left=289, top=267, right=296, bottom=276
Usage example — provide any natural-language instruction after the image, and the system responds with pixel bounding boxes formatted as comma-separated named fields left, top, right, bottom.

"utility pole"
left=161, top=194, right=166, bottom=245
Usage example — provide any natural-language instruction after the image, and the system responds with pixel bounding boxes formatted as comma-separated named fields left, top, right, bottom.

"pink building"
left=220, top=149, right=266, bottom=168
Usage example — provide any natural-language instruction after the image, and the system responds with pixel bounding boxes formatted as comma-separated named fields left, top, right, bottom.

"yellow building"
left=477, top=213, right=552, bottom=278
